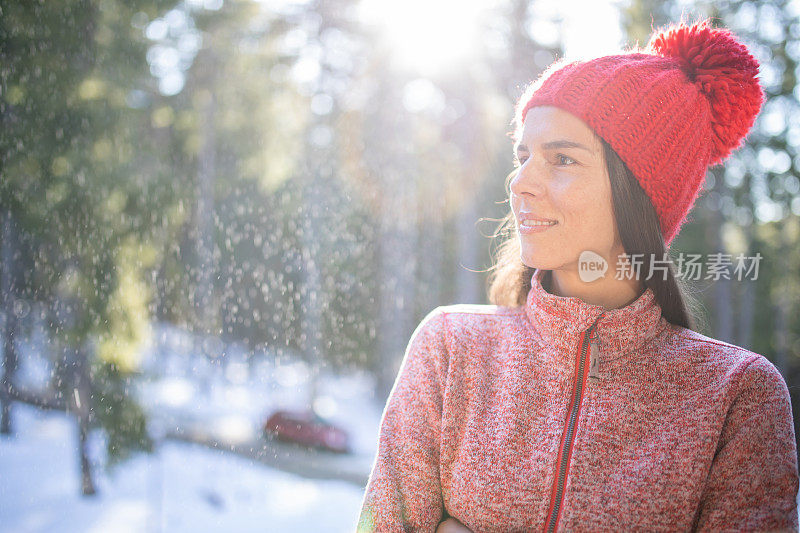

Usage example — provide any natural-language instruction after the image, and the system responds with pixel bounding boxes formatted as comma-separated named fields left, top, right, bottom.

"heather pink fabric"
left=356, top=268, right=799, bottom=532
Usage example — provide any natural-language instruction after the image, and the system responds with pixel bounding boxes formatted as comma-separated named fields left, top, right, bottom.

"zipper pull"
left=588, top=313, right=604, bottom=381
left=588, top=338, right=601, bottom=381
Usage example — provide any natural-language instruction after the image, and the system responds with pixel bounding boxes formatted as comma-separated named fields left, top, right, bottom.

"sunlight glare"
left=358, top=0, right=490, bottom=74
left=558, top=0, right=625, bottom=60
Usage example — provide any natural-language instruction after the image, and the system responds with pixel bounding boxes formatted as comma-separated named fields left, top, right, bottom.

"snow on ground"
left=135, top=322, right=385, bottom=459
left=12, top=319, right=386, bottom=461
left=0, top=403, right=367, bottom=533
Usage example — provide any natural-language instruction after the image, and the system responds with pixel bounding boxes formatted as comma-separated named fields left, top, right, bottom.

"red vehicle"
left=263, top=408, right=350, bottom=454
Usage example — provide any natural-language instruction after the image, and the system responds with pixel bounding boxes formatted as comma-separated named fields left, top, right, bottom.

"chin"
left=520, top=241, right=581, bottom=268
left=520, top=251, right=565, bottom=271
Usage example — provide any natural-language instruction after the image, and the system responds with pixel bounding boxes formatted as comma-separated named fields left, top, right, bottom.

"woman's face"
left=510, top=106, right=622, bottom=272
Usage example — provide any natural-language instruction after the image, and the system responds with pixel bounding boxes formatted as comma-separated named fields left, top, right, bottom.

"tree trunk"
left=195, top=87, right=218, bottom=396
left=773, top=223, right=791, bottom=375
left=196, top=89, right=217, bottom=335
left=301, top=169, right=323, bottom=410
left=736, top=222, right=756, bottom=349
left=442, top=84, right=483, bottom=306
left=377, top=167, right=418, bottom=400
left=367, top=76, right=419, bottom=401
left=456, top=196, right=481, bottom=305
left=70, top=345, right=96, bottom=496
left=416, top=190, right=445, bottom=314
left=1, top=207, right=19, bottom=434
left=708, top=180, right=733, bottom=342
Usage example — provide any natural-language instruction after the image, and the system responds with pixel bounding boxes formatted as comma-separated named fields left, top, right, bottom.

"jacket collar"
left=525, top=268, right=668, bottom=362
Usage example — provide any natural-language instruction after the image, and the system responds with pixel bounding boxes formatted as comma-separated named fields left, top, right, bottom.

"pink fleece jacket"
left=356, top=268, right=799, bottom=532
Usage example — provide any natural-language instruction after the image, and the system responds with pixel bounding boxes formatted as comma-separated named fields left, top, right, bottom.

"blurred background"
left=1, top=0, right=799, bottom=531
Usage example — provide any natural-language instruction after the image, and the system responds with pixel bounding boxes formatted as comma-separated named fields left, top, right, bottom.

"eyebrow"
left=515, top=139, right=595, bottom=154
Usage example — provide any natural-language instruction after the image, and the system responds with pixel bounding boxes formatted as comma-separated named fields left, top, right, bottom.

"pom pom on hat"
left=646, top=19, right=765, bottom=166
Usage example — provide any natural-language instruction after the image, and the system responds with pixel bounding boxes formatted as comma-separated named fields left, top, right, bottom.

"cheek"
left=551, top=177, right=596, bottom=217
left=556, top=179, right=615, bottom=236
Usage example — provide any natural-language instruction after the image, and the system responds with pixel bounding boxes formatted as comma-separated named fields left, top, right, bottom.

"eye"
left=556, top=154, right=577, bottom=166
left=514, top=154, right=528, bottom=167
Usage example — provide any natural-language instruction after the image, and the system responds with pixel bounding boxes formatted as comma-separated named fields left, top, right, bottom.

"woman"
left=356, top=19, right=799, bottom=532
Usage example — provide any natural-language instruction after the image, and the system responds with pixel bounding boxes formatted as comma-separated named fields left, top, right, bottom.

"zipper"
left=588, top=329, right=601, bottom=381
left=543, top=313, right=604, bottom=533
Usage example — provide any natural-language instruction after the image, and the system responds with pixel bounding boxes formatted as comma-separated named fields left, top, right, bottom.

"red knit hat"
left=515, top=18, right=765, bottom=245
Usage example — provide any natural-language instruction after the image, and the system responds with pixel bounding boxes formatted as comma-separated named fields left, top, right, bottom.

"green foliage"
left=91, top=361, right=154, bottom=468
left=2, top=0, right=179, bottom=468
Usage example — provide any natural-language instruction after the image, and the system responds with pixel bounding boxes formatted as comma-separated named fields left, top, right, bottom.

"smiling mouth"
left=518, top=220, right=558, bottom=234
left=520, top=220, right=557, bottom=228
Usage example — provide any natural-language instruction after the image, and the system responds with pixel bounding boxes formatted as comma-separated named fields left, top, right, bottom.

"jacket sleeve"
left=694, top=355, right=800, bottom=532
left=356, top=307, right=450, bottom=533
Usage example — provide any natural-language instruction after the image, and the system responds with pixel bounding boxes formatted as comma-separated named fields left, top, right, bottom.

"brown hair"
left=486, top=136, right=703, bottom=331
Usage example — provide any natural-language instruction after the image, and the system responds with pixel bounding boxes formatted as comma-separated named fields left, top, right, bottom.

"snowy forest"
left=2, top=0, right=800, bottom=531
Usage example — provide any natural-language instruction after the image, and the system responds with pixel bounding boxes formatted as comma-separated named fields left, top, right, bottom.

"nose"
left=509, top=158, right=546, bottom=200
